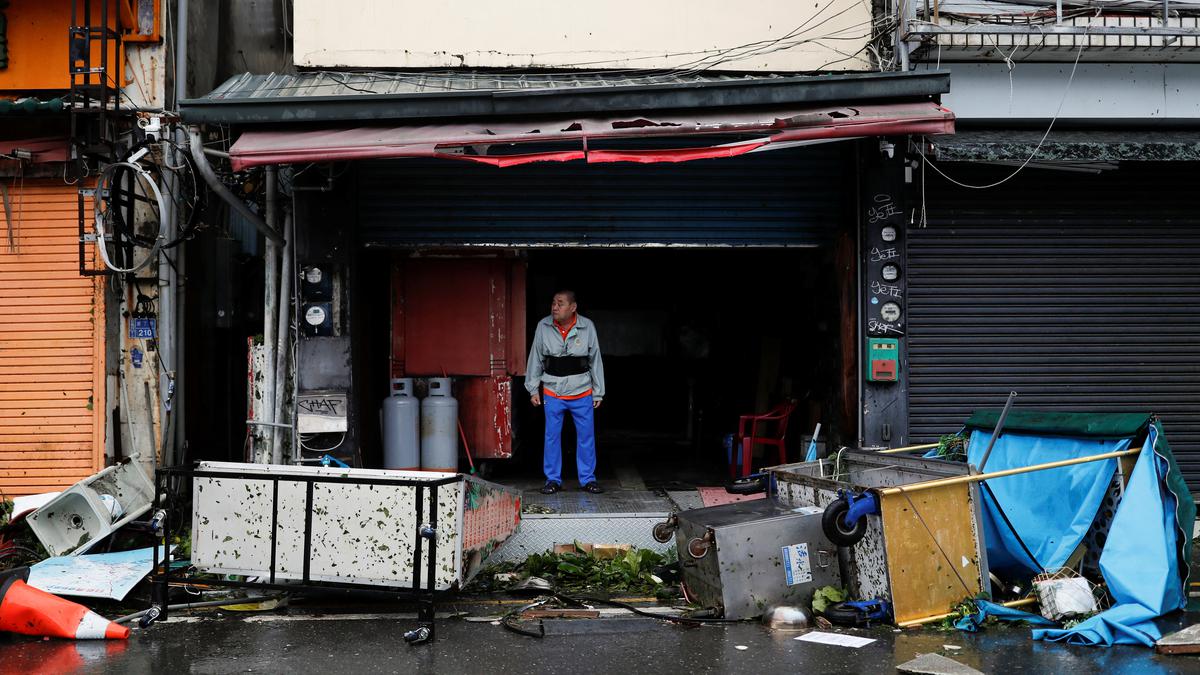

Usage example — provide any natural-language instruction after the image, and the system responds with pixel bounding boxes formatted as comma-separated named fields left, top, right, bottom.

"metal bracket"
left=839, top=489, right=881, bottom=529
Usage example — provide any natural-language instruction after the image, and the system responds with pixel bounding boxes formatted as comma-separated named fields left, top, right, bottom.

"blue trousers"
left=543, top=394, right=597, bottom=485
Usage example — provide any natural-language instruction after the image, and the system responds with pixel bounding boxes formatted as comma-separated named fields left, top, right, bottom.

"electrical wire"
left=918, top=36, right=1087, bottom=190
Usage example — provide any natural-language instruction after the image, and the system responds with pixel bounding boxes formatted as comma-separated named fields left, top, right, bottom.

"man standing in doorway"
left=526, top=290, right=606, bottom=495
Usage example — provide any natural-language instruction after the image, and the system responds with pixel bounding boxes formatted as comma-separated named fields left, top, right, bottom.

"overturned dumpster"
left=768, top=450, right=990, bottom=626
left=654, top=450, right=986, bottom=622
left=152, top=462, right=521, bottom=640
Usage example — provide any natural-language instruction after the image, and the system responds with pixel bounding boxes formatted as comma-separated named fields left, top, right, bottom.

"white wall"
left=293, top=0, right=874, bottom=72
left=924, top=63, right=1200, bottom=123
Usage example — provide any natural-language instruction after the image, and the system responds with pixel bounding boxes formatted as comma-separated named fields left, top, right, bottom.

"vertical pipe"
left=261, top=167, right=279, bottom=464
left=173, top=0, right=189, bottom=464
left=291, top=194, right=300, bottom=463
left=175, top=0, right=188, bottom=111
left=271, top=212, right=293, bottom=464
left=158, top=144, right=176, bottom=467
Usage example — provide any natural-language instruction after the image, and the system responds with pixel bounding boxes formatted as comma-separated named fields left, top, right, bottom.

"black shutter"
left=907, top=163, right=1200, bottom=493
left=356, top=143, right=852, bottom=247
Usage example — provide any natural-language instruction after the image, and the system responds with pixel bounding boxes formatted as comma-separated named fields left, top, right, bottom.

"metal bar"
left=151, top=576, right=458, bottom=597
left=426, top=485, right=437, bottom=594
left=898, top=597, right=1038, bottom=627
left=302, top=480, right=314, bottom=583
left=170, top=469, right=460, bottom=487
left=878, top=442, right=940, bottom=454
left=269, top=477, right=279, bottom=584
left=907, top=24, right=1200, bottom=36
left=412, top=485, right=425, bottom=592
left=977, top=391, right=1017, bottom=472
left=879, top=447, right=1140, bottom=496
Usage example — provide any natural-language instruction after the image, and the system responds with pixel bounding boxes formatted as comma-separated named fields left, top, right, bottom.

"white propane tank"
left=381, top=378, right=420, bottom=470
left=420, top=377, right=459, bottom=472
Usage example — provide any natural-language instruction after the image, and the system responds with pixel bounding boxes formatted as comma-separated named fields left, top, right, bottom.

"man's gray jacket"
left=525, top=314, right=605, bottom=401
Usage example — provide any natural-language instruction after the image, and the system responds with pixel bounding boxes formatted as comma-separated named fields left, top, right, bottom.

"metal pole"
left=977, top=391, right=1017, bottom=472
left=878, top=442, right=940, bottom=454
left=879, top=447, right=1140, bottom=497
left=898, top=597, right=1038, bottom=628
left=158, top=143, right=176, bottom=467
left=260, top=167, right=279, bottom=464
left=270, top=211, right=293, bottom=464
left=173, top=0, right=189, bottom=465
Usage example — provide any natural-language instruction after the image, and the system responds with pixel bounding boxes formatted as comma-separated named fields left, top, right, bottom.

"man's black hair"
left=554, top=290, right=577, bottom=305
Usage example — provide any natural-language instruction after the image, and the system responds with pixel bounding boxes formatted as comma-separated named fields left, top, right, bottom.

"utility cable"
left=918, top=35, right=1087, bottom=190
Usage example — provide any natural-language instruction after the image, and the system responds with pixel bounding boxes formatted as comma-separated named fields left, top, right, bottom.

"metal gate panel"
left=0, top=180, right=104, bottom=496
left=907, top=164, right=1200, bottom=491
left=356, top=143, right=852, bottom=247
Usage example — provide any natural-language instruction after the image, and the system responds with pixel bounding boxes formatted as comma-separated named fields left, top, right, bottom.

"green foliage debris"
left=812, top=585, right=847, bottom=613
left=473, top=545, right=678, bottom=599
left=934, top=434, right=967, bottom=462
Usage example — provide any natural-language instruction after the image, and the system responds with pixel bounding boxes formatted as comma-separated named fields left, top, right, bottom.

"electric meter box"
left=867, top=338, right=898, bottom=382
left=301, top=302, right=334, bottom=336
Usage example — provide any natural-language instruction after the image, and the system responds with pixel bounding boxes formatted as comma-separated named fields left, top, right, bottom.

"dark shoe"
left=540, top=481, right=562, bottom=494
left=582, top=482, right=604, bottom=494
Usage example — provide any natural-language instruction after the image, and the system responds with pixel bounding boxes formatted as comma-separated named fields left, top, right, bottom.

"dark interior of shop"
left=357, top=248, right=849, bottom=489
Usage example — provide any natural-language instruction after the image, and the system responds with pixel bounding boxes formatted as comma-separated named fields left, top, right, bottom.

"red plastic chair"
left=734, top=400, right=799, bottom=478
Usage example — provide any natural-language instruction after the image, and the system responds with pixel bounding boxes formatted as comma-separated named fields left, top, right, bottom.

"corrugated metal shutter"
left=907, top=164, right=1200, bottom=491
left=357, top=143, right=852, bottom=247
left=0, top=180, right=104, bottom=497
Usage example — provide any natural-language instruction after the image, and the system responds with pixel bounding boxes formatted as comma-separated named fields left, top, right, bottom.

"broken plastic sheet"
left=967, top=429, right=1124, bottom=578
left=27, top=546, right=171, bottom=601
left=1033, top=426, right=1188, bottom=647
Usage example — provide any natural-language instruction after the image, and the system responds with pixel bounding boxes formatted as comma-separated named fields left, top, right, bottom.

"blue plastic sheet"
left=1033, top=428, right=1186, bottom=647
left=967, top=430, right=1124, bottom=578
left=954, top=599, right=1055, bottom=632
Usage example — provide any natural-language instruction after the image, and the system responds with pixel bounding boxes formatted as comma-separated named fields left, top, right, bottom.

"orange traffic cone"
left=0, top=575, right=129, bottom=640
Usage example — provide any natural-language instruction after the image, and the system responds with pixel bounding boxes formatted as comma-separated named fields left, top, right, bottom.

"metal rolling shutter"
left=907, top=165, right=1200, bottom=491
left=0, top=181, right=104, bottom=497
left=356, top=143, right=852, bottom=247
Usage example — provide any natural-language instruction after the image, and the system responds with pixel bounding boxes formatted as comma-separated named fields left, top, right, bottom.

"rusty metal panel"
left=458, top=376, right=513, bottom=460
left=0, top=181, right=104, bottom=497
left=880, top=485, right=983, bottom=625
left=402, top=259, right=492, bottom=376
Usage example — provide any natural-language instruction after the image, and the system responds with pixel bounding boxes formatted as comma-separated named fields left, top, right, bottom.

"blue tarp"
left=966, top=429, right=1125, bottom=578
left=1033, top=427, right=1187, bottom=646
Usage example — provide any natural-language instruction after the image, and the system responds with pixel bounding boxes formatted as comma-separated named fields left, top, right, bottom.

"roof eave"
left=180, top=71, right=951, bottom=125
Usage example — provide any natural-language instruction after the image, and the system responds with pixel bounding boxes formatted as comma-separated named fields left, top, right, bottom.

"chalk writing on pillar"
left=868, top=320, right=904, bottom=335
left=870, top=281, right=903, bottom=298
left=869, top=247, right=900, bottom=262
left=868, top=194, right=902, bottom=224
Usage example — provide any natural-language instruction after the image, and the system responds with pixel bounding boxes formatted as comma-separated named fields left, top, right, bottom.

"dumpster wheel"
left=822, top=498, right=868, bottom=546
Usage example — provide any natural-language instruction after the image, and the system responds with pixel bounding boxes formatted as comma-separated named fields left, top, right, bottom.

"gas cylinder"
left=382, top=378, right=419, bottom=470
left=420, top=377, right=459, bottom=472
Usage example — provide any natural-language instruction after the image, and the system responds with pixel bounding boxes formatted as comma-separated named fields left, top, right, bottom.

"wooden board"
left=881, top=484, right=984, bottom=625
left=1156, top=624, right=1200, bottom=655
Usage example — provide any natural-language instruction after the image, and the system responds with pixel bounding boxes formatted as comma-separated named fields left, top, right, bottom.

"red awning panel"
left=229, top=102, right=954, bottom=170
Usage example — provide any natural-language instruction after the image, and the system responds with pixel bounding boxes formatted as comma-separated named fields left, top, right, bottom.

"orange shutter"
left=0, top=180, right=104, bottom=497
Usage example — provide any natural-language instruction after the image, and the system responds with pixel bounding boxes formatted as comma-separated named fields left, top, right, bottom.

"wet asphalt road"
left=2, top=605, right=1199, bottom=675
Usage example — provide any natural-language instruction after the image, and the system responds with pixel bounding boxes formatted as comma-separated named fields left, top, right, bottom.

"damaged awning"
left=0, top=136, right=70, bottom=163
left=228, top=102, right=954, bottom=170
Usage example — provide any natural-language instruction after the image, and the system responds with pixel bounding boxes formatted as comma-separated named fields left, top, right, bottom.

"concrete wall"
left=292, top=0, right=873, bottom=72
